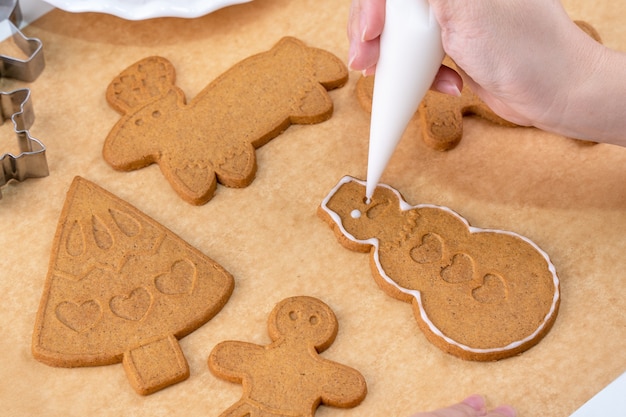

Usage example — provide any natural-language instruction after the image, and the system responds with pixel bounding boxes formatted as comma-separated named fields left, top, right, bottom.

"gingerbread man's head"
left=268, top=296, right=338, bottom=352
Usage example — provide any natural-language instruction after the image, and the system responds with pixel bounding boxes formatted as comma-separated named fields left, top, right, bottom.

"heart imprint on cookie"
left=55, top=300, right=102, bottom=333
left=154, top=259, right=196, bottom=295
left=109, top=287, right=152, bottom=321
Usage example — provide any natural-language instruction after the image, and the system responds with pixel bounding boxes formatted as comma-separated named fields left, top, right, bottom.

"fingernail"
left=435, top=80, right=462, bottom=97
left=361, top=25, right=368, bottom=42
left=462, top=395, right=486, bottom=413
left=493, top=405, right=517, bottom=417
left=348, top=43, right=358, bottom=70
left=360, top=9, right=369, bottom=41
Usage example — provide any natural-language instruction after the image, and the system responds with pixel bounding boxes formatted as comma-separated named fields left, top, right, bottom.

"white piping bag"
left=365, top=0, right=445, bottom=201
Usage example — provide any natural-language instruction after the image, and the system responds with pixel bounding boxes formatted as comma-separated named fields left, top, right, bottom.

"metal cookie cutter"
left=0, top=88, right=48, bottom=198
left=0, top=0, right=45, bottom=81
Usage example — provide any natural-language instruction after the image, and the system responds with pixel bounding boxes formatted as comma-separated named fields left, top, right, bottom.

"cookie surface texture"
left=104, top=36, right=349, bottom=205
left=208, top=296, right=367, bottom=416
left=318, top=176, right=560, bottom=361
left=32, top=176, right=235, bottom=395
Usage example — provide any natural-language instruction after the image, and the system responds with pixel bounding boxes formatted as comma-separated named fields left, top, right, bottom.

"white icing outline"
left=320, top=175, right=560, bottom=355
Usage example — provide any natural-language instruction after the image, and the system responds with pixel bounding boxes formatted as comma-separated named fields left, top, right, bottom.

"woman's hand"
left=347, top=0, right=626, bottom=144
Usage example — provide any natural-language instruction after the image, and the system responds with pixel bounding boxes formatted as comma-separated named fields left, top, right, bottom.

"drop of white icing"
left=350, top=209, right=362, bottom=219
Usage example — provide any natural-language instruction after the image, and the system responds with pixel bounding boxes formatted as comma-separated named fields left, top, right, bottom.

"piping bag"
left=365, top=0, right=445, bottom=201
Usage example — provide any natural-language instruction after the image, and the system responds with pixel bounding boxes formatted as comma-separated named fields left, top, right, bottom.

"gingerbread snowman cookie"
left=318, top=176, right=560, bottom=361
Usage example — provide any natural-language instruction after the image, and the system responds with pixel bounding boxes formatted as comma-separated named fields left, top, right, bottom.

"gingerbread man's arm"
left=317, top=360, right=367, bottom=408
left=208, top=341, right=264, bottom=384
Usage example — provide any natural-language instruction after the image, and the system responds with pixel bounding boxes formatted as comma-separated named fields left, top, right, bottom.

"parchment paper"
left=1, top=1, right=624, bottom=416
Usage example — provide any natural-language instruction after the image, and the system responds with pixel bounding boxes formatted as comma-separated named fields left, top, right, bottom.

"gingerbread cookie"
left=356, top=21, right=601, bottom=150
left=104, top=37, right=348, bottom=205
left=355, top=57, right=515, bottom=151
left=208, top=296, right=367, bottom=416
left=318, top=176, right=560, bottom=361
left=32, top=177, right=234, bottom=395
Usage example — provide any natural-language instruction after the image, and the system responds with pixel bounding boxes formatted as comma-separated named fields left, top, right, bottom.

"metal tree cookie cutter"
left=0, top=0, right=48, bottom=198
left=0, top=88, right=48, bottom=198
left=0, top=0, right=45, bottom=81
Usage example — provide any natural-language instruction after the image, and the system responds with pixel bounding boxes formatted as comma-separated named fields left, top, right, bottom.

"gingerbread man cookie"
left=355, top=57, right=515, bottom=151
left=418, top=56, right=516, bottom=151
left=104, top=36, right=349, bottom=205
left=208, top=296, right=367, bottom=416
left=356, top=21, right=601, bottom=150
left=32, top=177, right=234, bottom=395
left=318, top=176, right=560, bottom=361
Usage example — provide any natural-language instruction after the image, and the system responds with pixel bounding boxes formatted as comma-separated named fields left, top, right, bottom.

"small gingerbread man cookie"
left=208, top=296, right=367, bottom=416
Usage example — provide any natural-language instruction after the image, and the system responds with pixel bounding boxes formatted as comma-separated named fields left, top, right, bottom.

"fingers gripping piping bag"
left=365, top=0, right=445, bottom=200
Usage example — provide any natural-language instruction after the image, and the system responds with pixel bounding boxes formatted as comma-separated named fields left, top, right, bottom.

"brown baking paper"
left=1, top=0, right=625, bottom=416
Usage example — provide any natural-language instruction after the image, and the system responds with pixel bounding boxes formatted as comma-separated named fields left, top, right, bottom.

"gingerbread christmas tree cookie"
left=104, top=37, right=348, bottom=205
left=208, top=296, right=367, bottom=416
left=318, top=176, right=560, bottom=361
left=32, top=177, right=234, bottom=394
